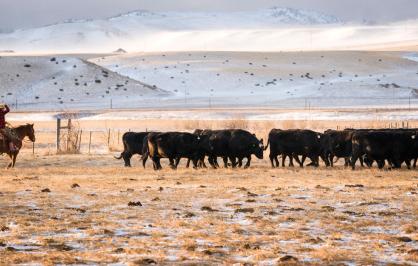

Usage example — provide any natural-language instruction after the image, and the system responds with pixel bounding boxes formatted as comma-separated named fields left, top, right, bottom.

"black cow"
left=226, top=129, right=264, bottom=168
left=321, top=129, right=362, bottom=167
left=147, top=132, right=208, bottom=170
left=202, top=129, right=264, bottom=168
left=351, top=130, right=418, bottom=170
left=115, top=132, right=152, bottom=167
left=265, top=129, right=322, bottom=168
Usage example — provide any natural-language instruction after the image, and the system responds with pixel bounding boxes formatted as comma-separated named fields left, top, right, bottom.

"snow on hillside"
left=0, top=56, right=168, bottom=111
left=90, top=51, right=418, bottom=109
left=1, top=7, right=417, bottom=54
left=0, top=51, right=417, bottom=111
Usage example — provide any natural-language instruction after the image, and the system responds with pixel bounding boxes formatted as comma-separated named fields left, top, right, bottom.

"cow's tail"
left=264, top=138, right=270, bottom=151
left=147, top=135, right=156, bottom=158
left=115, top=140, right=127, bottom=160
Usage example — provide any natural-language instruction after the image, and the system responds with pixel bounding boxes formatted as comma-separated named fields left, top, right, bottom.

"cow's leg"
left=168, top=158, right=177, bottom=169
left=359, top=156, right=365, bottom=167
left=294, top=155, right=303, bottom=167
left=413, top=158, right=417, bottom=168
left=329, top=154, right=334, bottom=167
left=186, top=159, right=191, bottom=168
left=199, top=156, right=207, bottom=168
left=344, top=157, right=349, bottom=167
left=350, top=153, right=359, bottom=170
left=244, top=156, right=251, bottom=169
left=238, top=157, right=243, bottom=168
left=269, top=153, right=275, bottom=168
left=289, top=154, right=295, bottom=167
left=282, top=154, right=286, bottom=167
left=175, top=157, right=182, bottom=168
left=192, top=158, right=199, bottom=169
left=213, top=157, right=219, bottom=168
left=141, top=152, right=148, bottom=168
left=208, top=156, right=217, bottom=168
left=229, top=157, right=237, bottom=168
left=377, top=160, right=385, bottom=169
left=223, top=157, right=229, bottom=168
left=123, top=152, right=133, bottom=167
left=314, top=156, right=320, bottom=167
left=152, top=157, right=161, bottom=170
left=405, top=159, right=411, bottom=170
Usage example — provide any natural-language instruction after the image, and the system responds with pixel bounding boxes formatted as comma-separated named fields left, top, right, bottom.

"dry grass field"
left=1, top=116, right=418, bottom=265
left=0, top=151, right=417, bottom=265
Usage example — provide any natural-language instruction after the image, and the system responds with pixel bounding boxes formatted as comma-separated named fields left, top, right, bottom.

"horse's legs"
left=12, top=152, right=18, bottom=168
left=6, top=153, right=13, bottom=169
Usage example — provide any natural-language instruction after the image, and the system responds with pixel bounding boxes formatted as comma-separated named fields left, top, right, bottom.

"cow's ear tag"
left=197, top=136, right=201, bottom=140
left=317, top=135, right=321, bottom=139
left=412, top=135, right=416, bottom=139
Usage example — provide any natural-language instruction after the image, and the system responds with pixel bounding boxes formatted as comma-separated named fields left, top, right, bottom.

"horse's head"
left=25, top=123, right=35, bottom=142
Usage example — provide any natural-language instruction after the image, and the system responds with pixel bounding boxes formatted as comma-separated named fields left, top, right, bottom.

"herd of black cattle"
left=115, top=128, right=418, bottom=170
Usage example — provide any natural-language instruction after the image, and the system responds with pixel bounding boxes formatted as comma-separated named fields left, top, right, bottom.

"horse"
left=0, top=124, right=35, bottom=168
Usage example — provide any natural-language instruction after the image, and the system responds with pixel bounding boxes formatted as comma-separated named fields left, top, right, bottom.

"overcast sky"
left=1, top=0, right=418, bottom=31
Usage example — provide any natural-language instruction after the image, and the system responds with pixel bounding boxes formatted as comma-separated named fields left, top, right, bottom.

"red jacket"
left=0, top=105, right=10, bottom=129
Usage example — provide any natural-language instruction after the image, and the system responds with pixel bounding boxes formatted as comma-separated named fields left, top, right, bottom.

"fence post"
left=32, top=142, right=35, bottom=155
left=78, top=130, right=83, bottom=152
left=88, top=131, right=92, bottom=154
left=56, top=118, right=61, bottom=152
left=108, top=129, right=111, bottom=145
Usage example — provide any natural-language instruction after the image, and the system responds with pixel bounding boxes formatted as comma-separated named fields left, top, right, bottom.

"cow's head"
left=251, top=137, right=264, bottom=159
left=195, top=134, right=211, bottom=152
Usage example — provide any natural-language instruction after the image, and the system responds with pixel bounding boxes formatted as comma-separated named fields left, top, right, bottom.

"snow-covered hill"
left=1, top=51, right=418, bottom=111
left=6, top=7, right=418, bottom=54
left=0, top=56, right=168, bottom=110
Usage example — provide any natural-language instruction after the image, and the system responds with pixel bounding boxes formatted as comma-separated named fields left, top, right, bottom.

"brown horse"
left=0, top=124, right=35, bottom=168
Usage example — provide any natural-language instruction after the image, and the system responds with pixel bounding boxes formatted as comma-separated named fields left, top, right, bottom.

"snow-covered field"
left=91, top=51, right=418, bottom=109
left=1, top=50, right=418, bottom=115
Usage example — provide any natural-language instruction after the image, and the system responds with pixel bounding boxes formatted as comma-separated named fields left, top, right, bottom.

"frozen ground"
left=0, top=154, right=417, bottom=265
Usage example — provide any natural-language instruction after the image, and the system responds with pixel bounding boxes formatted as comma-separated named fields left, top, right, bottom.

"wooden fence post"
left=78, top=130, right=83, bottom=152
left=88, top=131, right=92, bottom=154
left=56, top=118, right=61, bottom=151
left=107, top=129, right=111, bottom=147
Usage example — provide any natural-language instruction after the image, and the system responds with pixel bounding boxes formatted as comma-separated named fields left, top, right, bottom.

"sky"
left=1, top=0, right=418, bottom=32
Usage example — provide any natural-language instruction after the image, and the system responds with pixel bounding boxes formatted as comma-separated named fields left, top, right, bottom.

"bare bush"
left=223, top=115, right=249, bottom=129
left=57, top=114, right=82, bottom=154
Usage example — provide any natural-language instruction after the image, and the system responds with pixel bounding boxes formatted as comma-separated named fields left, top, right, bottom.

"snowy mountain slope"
left=4, top=7, right=417, bottom=53
left=0, top=56, right=168, bottom=110
left=90, top=51, right=418, bottom=109
left=1, top=51, right=417, bottom=111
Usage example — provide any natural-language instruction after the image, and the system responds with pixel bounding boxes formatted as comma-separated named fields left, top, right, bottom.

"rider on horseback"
left=0, top=104, right=18, bottom=152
